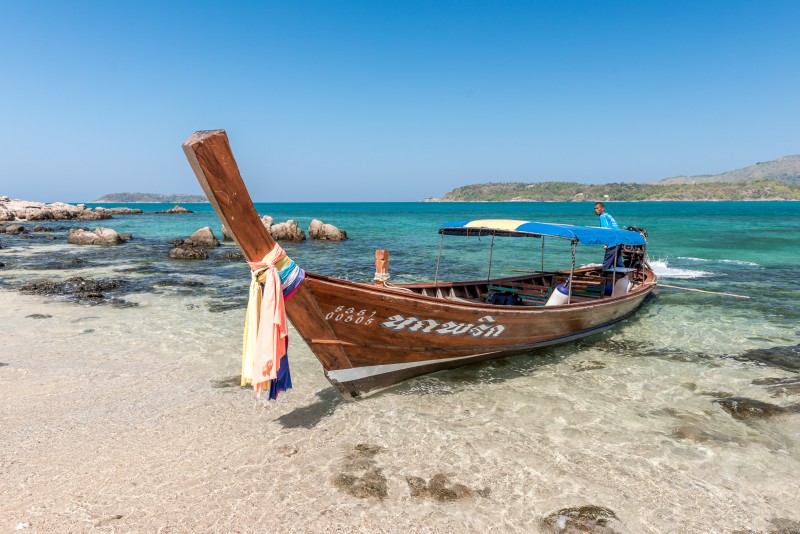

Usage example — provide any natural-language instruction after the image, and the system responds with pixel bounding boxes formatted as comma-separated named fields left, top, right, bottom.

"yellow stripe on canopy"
left=463, top=219, right=527, bottom=231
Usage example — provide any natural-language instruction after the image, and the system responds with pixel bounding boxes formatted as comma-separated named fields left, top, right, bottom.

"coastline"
left=2, top=202, right=799, bottom=532
left=3, top=288, right=798, bottom=532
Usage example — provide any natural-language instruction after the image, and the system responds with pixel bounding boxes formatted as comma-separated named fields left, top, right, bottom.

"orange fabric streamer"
left=243, top=245, right=289, bottom=397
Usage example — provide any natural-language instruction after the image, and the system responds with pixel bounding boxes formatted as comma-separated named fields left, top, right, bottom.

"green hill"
left=435, top=180, right=800, bottom=202
left=432, top=155, right=800, bottom=201
left=93, top=192, right=208, bottom=203
left=658, top=155, right=800, bottom=186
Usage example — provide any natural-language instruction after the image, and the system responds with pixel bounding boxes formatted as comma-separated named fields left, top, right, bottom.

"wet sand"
left=2, top=289, right=799, bottom=533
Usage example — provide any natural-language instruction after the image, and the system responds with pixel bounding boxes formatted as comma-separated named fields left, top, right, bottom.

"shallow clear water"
left=1, top=200, right=799, bottom=532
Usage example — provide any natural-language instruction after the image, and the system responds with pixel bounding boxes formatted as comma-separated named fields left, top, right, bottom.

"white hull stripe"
left=326, top=318, right=627, bottom=384
left=326, top=352, right=497, bottom=383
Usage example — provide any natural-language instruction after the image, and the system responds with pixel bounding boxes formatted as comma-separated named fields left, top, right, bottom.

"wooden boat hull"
left=181, top=129, right=656, bottom=399
left=287, top=272, right=654, bottom=397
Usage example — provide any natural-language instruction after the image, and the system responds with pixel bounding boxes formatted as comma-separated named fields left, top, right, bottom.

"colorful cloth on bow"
left=241, top=244, right=305, bottom=399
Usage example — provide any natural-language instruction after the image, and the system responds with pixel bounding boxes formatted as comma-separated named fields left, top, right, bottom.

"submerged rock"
left=169, top=245, right=208, bottom=260
left=5, top=224, right=26, bottom=235
left=540, top=505, right=622, bottom=534
left=752, top=375, right=800, bottom=397
left=308, top=219, right=347, bottom=240
left=19, top=277, right=123, bottom=302
left=98, top=207, right=143, bottom=215
left=67, top=227, right=123, bottom=245
left=332, top=444, right=388, bottom=500
left=734, top=344, right=800, bottom=371
left=218, top=251, right=243, bottom=261
left=713, top=396, right=800, bottom=420
left=405, top=473, right=489, bottom=501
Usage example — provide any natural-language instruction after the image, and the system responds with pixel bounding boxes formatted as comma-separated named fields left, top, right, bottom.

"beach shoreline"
left=2, top=200, right=800, bottom=533
left=2, top=288, right=799, bottom=533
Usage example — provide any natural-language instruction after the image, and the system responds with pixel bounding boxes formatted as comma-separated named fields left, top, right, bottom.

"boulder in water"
left=169, top=245, right=209, bottom=260
left=67, top=227, right=123, bottom=245
left=187, top=227, right=220, bottom=247
left=270, top=219, right=306, bottom=241
left=308, top=219, right=347, bottom=240
left=156, top=205, right=192, bottom=214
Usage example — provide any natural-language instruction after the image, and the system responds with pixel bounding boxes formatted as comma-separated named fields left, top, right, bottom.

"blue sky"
left=2, top=1, right=799, bottom=202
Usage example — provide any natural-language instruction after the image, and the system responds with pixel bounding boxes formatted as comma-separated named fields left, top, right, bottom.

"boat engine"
left=621, top=226, right=648, bottom=269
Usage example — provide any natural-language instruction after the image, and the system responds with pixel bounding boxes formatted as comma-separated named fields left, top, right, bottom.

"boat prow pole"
left=182, top=129, right=276, bottom=262
left=181, top=130, right=357, bottom=396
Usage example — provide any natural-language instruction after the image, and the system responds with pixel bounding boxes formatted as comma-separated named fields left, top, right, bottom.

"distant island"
left=93, top=192, right=208, bottom=203
left=429, top=155, right=800, bottom=201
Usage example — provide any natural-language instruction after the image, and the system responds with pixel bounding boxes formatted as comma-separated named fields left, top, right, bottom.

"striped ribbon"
left=241, top=244, right=305, bottom=399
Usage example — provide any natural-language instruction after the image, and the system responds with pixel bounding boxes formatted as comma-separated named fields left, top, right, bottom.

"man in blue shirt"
left=594, top=202, right=625, bottom=270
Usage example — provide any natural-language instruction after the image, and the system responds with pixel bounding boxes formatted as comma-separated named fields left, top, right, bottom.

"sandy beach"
left=2, top=284, right=799, bottom=533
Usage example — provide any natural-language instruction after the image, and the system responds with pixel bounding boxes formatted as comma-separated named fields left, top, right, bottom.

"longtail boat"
left=182, top=130, right=657, bottom=399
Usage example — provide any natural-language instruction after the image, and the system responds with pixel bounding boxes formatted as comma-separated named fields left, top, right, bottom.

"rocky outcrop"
left=4, top=224, right=26, bottom=235
left=260, top=215, right=306, bottom=241
left=168, top=227, right=219, bottom=260
left=67, top=227, right=124, bottom=245
left=95, top=207, right=143, bottom=215
left=0, top=198, right=112, bottom=221
left=187, top=227, right=220, bottom=247
left=156, top=205, right=192, bottom=214
left=270, top=219, right=306, bottom=241
left=19, top=277, right=122, bottom=300
left=169, top=245, right=208, bottom=260
left=221, top=224, right=234, bottom=241
left=308, top=219, right=347, bottom=240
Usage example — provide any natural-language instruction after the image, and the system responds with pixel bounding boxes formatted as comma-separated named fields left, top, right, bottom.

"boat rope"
left=540, top=236, right=545, bottom=273
left=487, top=233, right=496, bottom=281
left=568, top=240, right=576, bottom=304
left=434, top=232, right=444, bottom=287
left=373, top=272, right=390, bottom=283
left=380, top=281, right=415, bottom=293
left=654, top=282, right=750, bottom=299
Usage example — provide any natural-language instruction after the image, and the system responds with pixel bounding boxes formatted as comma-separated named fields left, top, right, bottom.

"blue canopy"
left=439, top=219, right=646, bottom=247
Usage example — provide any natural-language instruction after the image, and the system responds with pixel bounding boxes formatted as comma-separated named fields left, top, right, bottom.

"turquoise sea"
left=2, top=200, right=799, bottom=532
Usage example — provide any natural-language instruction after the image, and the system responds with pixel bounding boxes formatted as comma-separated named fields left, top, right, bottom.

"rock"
left=67, top=227, right=123, bottom=245
left=157, top=205, right=192, bottom=214
left=734, top=343, right=800, bottom=371
left=219, top=251, right=244, bottom=260
left=221, top=224, right=234, bottom=241
left=32, top=226, right=54, bottom=232
left=541, top=505, right=622, bottom=534
left=5, top=224, right=26, bottom=235
left=187, top=227, right=220, bottom=247
left=119, top=233, right=133, bottom=241
left=713, top=397, right=793, bottom=420
left=0, top=199, right=110, bottom=221
left=308, top=219, right=347, bottom=240
left=102, top=207, right=143, bottom=215
left=169, top=245, right=208, bottom=260
left=19, top=277, right=122, bottom=299
left=261, top=215, right=274, bottom=228
left=269, top=219, right=306, bottom=241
